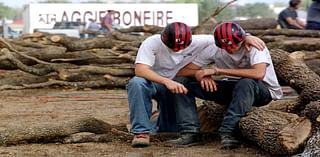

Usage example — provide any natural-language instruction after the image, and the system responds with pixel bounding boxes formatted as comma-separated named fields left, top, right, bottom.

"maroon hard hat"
left=161, top=22, right=192, bottom=51
left=213, top=21, right=246, bottom=51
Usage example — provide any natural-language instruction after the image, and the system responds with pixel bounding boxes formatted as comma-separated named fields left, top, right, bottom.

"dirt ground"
left=0, top=88, right=272, bottom=157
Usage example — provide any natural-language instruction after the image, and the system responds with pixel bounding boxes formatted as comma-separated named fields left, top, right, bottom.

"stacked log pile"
left=0, top=16, right=320, bottom=156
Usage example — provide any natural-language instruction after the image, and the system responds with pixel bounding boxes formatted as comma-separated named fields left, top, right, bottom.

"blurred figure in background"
left=86, top=19, right=101, bottom=38
left=75, top=19, right=86, bottom=38
left=306, top=0, right=320, bottom=30
left=101, top=10, right=115, bottom=34
left=278, top=0, right=305, bottom=29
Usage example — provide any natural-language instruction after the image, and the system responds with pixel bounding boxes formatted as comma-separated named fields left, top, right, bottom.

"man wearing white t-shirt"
left=171, top=22, right=283, bottom=149
left=127, top=22, right=266, bottom=147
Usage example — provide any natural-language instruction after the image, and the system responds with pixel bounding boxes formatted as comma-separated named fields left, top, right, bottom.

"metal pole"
left=2, top=18, right=8, bottom=38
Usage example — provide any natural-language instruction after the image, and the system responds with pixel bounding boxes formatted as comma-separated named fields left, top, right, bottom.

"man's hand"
left=164, top=79, right=188, bottom=94
left=195, top=68, right=218, bottom=81
left=244, top=35, right=266, bottom=51
left=200, top=76, right=217, bottom=92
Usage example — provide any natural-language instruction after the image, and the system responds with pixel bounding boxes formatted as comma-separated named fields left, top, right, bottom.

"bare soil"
left=0, top=88, right=272, bottom=157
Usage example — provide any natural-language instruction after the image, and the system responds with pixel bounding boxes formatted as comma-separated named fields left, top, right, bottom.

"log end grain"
left=279, top=118, right=312, bottom=154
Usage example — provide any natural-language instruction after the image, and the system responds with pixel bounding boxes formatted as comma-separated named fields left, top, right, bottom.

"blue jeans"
left=306, top=21, right=320, bottom=30
left=127, top=76, right=178, bottom=134
left=174, top=77, right=272, bottom=134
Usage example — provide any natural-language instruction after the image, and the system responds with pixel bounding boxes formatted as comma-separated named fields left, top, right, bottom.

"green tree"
left=237, top=3, right=276, bottom=19
left=0, top=2, right=17, bottom=19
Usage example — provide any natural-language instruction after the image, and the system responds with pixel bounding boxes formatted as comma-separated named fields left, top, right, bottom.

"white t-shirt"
left=135, top=34, right=214, bottom=79
left=193, top=45, right=283, bottom=100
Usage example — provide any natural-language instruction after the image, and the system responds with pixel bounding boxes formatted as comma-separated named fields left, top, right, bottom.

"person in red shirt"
left=101, top=10, right=115, bottom=33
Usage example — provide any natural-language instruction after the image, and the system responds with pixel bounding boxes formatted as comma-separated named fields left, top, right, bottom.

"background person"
left=278, top=0, right=305, bottom=29
left=306, top=0, right=320, bottom=30
left=101, top=10, right=115, bottom=34
left=86, top=19, right=101, bottom=38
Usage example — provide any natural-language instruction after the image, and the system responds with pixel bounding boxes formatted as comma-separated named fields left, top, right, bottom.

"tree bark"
left=49, top=35, right=114, bottom=51
left=247, top=29, right=320, bottom=38
left=197, top=102, right=226, bottom=133
left=268, top=38, right=320, bottom=52
left=302, top=101, right=320, bottom=123
left=270, top=49, right=320, bottom=107
left=0, top=117, right=111, bottom=146
left=239, top=108, right=312, bottom=155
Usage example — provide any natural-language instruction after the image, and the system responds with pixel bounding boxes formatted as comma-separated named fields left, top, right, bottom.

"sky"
left=1, top=0, right=289, bottom=8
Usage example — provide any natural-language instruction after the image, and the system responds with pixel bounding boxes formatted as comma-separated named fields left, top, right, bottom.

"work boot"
left=166, top=133, right=202, bottom=147
left=131, top=133, right=150, bottom=147
left=220, top=133, right=240, bottom=149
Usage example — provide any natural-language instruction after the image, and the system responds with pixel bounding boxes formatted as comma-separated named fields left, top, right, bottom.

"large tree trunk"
left=292, top=129, right=320, bottom=157
left=239, top=108, right=312, bottom=155
left=197, top=102, right=226, bottom=133
left=248, top=29, right=320, bottom=38
left=0, top=117, right=111, bottom=146
left=270, top=49, right=320, bottom=109
left=268, top=38, right=320, bottom=52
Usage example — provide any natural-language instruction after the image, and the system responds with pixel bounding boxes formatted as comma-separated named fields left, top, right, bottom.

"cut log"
left=302, top=101, right=320, bottom=123
left=198, top=99, right=301, bottom=133
left=0, top=69, right=51, bottom=86
left=0, top=48, right=54, bottom=76
left=262, top=98, right=299, bottom=113
left=239, top=108, right=312, bottom=155
left=112, top=31, right=147, bottom=42
left=293, top=130, right=320, bottom=157
left=270, top=49, right=320, bottom=107
left=0, top=117, right=111, bottom=146
left=49, top=35, right=114, bottom=51
left=268, top=38, right=320, bottom=52
left=57, top=65, right=133, bottom=82
left=247, top=29, right=320, bottom=38
left=197, top=102, right=226, bottom=133
left=0, top=78, right=129, bottom=90
left=305, top=58, right=320, bottom=76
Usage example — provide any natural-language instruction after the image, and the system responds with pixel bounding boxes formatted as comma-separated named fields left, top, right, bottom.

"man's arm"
left=178, top=63, right=218, bottom=92
left=285, top=17, right=305, bottom=29
left=135, top=63, right=188, bottom=94
left=135, top=63, right=170, bottom=85
left=217, top=63, right=267, bottom=80
left=196, top=63, right=267, bottom=81
left=176, top=63, right=201, bottom=77
left=296, top=18, right=306, bottom=28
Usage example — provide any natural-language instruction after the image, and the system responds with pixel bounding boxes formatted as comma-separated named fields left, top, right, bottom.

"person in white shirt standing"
left=170, top=21, right=283, bottom=149
left=127, top=22, right=267, bottom=147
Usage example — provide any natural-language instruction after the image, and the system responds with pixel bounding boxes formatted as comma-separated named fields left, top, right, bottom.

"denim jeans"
left=174, top=77, right=272, bottom=134
left=127, top=76, right=178, bottom=134
left=306, top=21, right=320, bottom=30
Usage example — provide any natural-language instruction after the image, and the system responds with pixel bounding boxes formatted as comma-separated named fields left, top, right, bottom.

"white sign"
left=23, top=3, right=198, bottom=33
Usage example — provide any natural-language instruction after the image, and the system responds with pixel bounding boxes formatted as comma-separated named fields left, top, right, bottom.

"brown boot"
left=131, top=133, right=150, bottom=147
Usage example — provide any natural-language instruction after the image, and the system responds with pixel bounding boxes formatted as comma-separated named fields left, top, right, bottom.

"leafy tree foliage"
left=236, top=3, right=276, bottom=19
left=0, top=2, right=16, bottom=19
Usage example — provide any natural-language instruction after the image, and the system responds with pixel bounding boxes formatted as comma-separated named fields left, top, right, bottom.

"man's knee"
left=234, top=78, right=257, bottom=93
left=237, top=78, right=256, bottom=87
left=127, top=76, right=149, bottom=89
